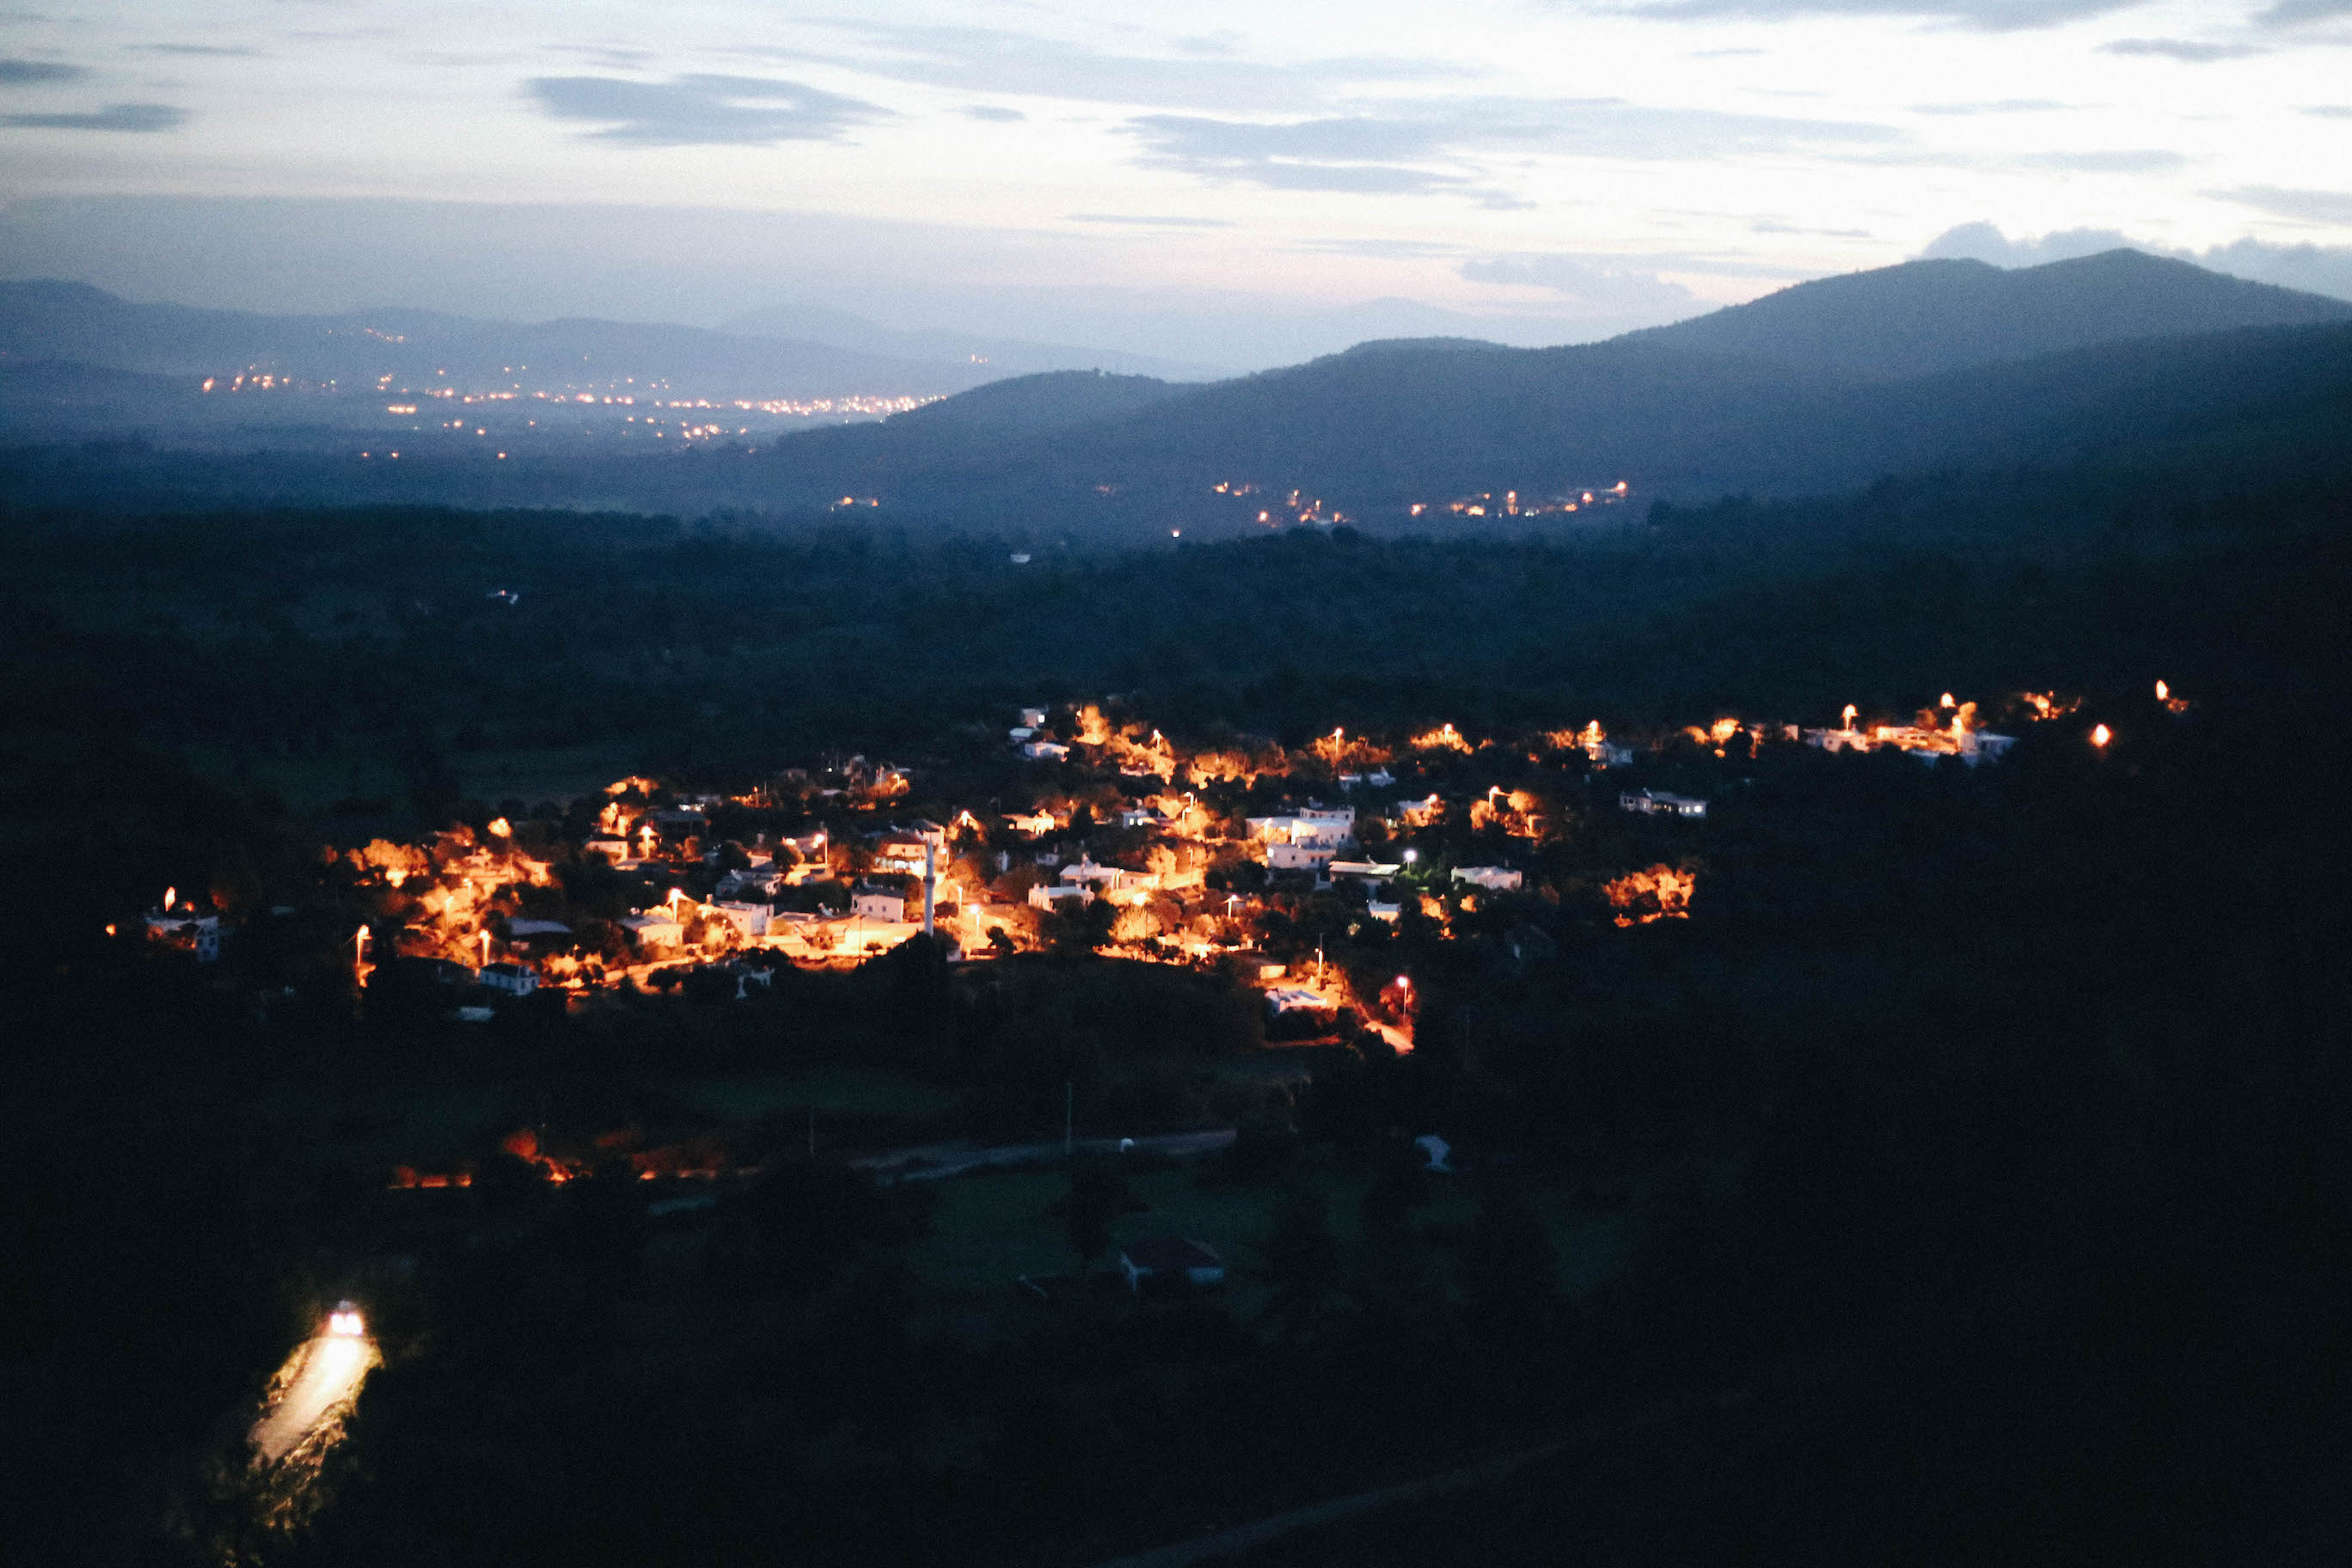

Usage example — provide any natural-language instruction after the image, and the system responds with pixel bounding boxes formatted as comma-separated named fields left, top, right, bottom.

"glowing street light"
left=2091, top=723, right=2112, bottom=749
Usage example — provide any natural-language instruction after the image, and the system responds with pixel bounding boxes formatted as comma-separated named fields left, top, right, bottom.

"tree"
left=1061, top=1156, right=1135, bottom=1277
left=1460, top=1185, right=1556, bottom=1334
left=1258, top=1185, right=1344, bottom=1340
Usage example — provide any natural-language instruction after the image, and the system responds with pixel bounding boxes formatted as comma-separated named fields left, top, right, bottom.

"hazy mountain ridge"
left=0, top=279, right=993, bottom=401
left=732, top=251, right=2352, bottom=527
left=1618, top=249, right=2352, bottom=380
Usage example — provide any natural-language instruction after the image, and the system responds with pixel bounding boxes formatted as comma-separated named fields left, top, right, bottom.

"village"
left=124, top=688, right=2135, bottom=1053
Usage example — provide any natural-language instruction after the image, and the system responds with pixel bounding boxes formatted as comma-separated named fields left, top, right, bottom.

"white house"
left=715, top=868, right=784, bottom=899
left=709, top=900, right=775, bottom=940
left=851, top=884, right=906, bottom=923
left=1452, top=866, right=1523, bottom=891
left=1021, top=740, right=1070, bottom=762
left=1246, top=805, right=1357, bottom=848
left=582, top=836, right=629, bottom=862
left=1059, top=857, right=1125, bottom=889
left=1028, top=883, right=1092, bottom=910
left=1264, top=986, right=1338, bottom=1015
left=1267, top=841, right=1339, bottom=872
left=1327, top=859, right=1403, bottom=884
left=1619, top=789, right=1709, bottom=819
left=619, top=912, right=684, bottom=947
left=1019, top=706, right=1050, bottom=728
left=480, top=961, right=537, bottom=996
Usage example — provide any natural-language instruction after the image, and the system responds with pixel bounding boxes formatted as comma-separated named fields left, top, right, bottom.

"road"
left=250, top=1324, right=377, bottom=1464
left=851, top=1129, right=1237, bottom=1182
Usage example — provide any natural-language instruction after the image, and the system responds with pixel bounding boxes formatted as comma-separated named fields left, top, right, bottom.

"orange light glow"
left=2091, top=724, right=2112, bottom=749
left=2153, top=680, right=2168, bottom=701
left=1604, top=865, right=1697, bottom=926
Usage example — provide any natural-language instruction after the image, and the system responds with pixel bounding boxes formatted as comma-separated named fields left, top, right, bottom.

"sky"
left=2, top=0, right=2349, bottom=366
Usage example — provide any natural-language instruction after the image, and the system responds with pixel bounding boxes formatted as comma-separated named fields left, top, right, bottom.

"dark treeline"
left=5, top=444, right=2346, bottom=794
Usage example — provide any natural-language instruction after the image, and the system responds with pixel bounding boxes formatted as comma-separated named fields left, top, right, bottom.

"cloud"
left=2214, top=184, right=2352, bottom=224
left=1067, top=212, right=1234, bottom=227
left=1923, top=220, right=2141, bottom=262
left=1911, top=97, right=2074, bottom=113
left=1122, top=97, right=1902, bottom=200
left=2255, top=0, right=2352, bottom=22
left=0, top=54, right=82, bottom=82
left=2308, top=105, right=2352, bottom=117
left=960, top=103, right=1024, bottom=122
left=525, top=74, right=888, bottom=146
left=1612, top=0, right=2143, bottom=32
left=1753, top=218, right=1876, bottom=236
left=2098, top=37, right=2269, bottom=60
left=2015, top=147, right=2188, bottom=172
left=734, top=22, right=1474, bottom=112
left=1460, top=253, right=1700, bottom=315
left=0, top=101, right=186, bottom=131
left=1921, top=219, right=2352, bottom=300
left=131, top=44, right=263, bottom=58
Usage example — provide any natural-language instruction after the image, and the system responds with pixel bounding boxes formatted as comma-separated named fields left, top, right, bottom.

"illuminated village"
left=132, top=686, right=2153, bottom=1053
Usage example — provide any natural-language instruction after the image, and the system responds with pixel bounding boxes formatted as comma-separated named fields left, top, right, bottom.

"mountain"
left=0, top=280, right=994, bottom=401
left=1618, top=249, right=2352, bottom=380
left=715, top=303, right=1227, bottom=383
left=738, top=254, right=2352, bottom=530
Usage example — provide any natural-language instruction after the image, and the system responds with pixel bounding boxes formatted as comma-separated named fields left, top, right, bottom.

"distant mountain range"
left=4, top=250, right=2349, bottom=531
left=0, top=279, right=1004, bottom=404
left=738, top=250, right=2352, bottom=530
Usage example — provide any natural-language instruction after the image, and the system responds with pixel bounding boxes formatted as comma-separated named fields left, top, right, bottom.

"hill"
left=737, top=310, right=2352, bottom=530
left=0, top=279, right=989, bottom=401
left=1618, top=249, right=2352, bottom=379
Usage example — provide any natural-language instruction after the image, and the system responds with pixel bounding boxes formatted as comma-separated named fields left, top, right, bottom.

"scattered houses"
left=1620, top=788, right=1709, bottom=819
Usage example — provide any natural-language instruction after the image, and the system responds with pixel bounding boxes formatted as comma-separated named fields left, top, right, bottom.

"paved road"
left=850, top=1129, right=1236, bottom=1182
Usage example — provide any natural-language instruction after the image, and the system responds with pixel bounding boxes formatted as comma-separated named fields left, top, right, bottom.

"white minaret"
left=922, top=842, right=937, bottom=937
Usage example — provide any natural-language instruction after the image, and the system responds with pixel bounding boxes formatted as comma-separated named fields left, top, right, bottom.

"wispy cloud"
left=1608, top=0, right=2143, bottom=32
left=2098, top=37, right=2269, bottom=60
left=1066, top=212, right=1234, bottom=227
left=0, top=101, right=187, bottom=130
left=1923, top=218, right=2352, bottom=301
left=1911, top=97, right=2074, bottom=113
left=1753, top=218, right=1876, bottom=236
left=2254, top=0, right=2352, bottom=23
left=2016, top=147, right=2187, bottom=172
left=525, top=73, right=888, bottom=146
left=960, top=103, right=1023, bottom=122
left=2214, top=184, right=2352, bottom=224
left=130, top=43, right=264, bottom=58
left=733, top=22, right=1476, bottom=113
left=2308, top=104, right=2352, bottom=117
left=1122, top=95, right=1902, bottom=203
left=1460, top=253, right=1700, bottom=315
left=0, top=54, right=82, bottom=82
